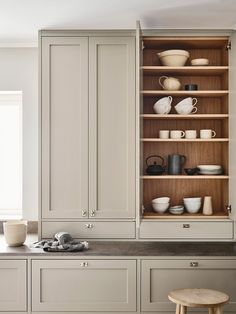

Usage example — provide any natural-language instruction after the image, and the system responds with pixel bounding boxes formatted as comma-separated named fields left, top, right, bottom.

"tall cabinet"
left=39, top=31, right=136, bottom=239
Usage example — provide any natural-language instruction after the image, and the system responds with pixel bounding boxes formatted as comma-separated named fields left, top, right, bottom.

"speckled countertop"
left=1, top=235, right=236, bottom=256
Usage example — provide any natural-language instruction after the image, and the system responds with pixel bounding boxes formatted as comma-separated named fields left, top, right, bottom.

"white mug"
left=153, top=96, right=172, bottom=114
left=170, top=130, right=185, bottom=139
left=185, top=130, right=197, bottom=139
left=200, top=129, right=216, bottom=139
left=175, top=97, right=198, bottom=114
left=159, top=130, right=169, bottom=139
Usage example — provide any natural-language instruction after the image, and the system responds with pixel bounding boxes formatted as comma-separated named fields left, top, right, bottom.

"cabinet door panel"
left=32, top=259, right=136, bottom=312
left=41, top=37, right=88, bottom=219
left=89, top=37, right=135, bottom=218
left=0, top=260, right=27, bottom=311
left=141, top=259, right=236, bottom=312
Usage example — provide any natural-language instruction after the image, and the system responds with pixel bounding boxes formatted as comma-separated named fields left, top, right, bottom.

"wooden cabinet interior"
left=141, top=36, right=229, bottom=218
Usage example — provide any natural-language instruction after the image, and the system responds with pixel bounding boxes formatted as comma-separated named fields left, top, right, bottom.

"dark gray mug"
left=168, top=154, right=186, bottom=175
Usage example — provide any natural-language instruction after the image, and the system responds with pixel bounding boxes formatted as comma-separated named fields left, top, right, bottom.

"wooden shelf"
left=142, top=90, right=229, bottom=97
left=141, top=138, right=229, bottom=142
left=142, top=66, right=228, bottom=76
left=142, top=211, right=229, bottom=219
left=141, top=114, right=229, bottom=120
left=141, top=175, right=229, bottom=180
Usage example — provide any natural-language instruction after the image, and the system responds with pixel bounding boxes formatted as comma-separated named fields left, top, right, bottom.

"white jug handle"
left=168, top=96, right=173, bottom=104
left=191, top=107, right=198, bottom=114
left=181, top=131, right=185, bottom=138
left=212, top=130, right=216, bottom=138
left=192, top=98, right=198, bottom=107
left=159, top=76, right=168, bottom=89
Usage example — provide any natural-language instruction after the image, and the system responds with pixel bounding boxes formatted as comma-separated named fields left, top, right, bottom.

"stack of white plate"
left=197, top=165, right=223, bottom=175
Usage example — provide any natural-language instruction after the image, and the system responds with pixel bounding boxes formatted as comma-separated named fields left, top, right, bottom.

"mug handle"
left=181, top=131, right=185, bottom=138
left=181, top=155, right=187, bottom=164
left=168, top=96, right=173, bottom=104
left=159, top=76, right=168, bottom=89
left=191, top=107, right=198, bottom=114
left=211, top=130, right=216, bottom=138
left=192, top=98, right=198, bottom=107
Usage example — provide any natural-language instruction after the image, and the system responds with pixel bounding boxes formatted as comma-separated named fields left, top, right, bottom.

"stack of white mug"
left=159, top=129, right=216, bottom=139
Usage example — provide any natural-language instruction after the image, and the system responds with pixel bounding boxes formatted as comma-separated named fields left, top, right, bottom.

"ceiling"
left=0, top=0, right=236, bottom=45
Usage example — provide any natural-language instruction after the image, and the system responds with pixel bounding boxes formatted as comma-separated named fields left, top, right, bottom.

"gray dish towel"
left=32, top=232, right=89, bottom=252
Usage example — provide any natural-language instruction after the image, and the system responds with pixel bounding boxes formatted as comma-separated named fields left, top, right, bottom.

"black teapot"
left=146, top=155, right=165, bottom=175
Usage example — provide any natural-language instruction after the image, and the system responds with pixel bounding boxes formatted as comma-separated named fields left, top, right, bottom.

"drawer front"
left=141, top=259, right=236, bottom=312
left=42, top=221, right=135, bottom=239
left=32, top=259, right=136, bottom=312
left=139, top=221, right=233, bottom=239
left=0, top=260, right=27, bottom=311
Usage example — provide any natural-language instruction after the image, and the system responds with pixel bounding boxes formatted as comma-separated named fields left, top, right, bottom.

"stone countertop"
left=1, top=235, right=236, bottom=256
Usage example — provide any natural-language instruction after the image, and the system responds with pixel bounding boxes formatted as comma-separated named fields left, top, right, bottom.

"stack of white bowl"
left=152, top=197, right=170, bottom=213
left=183, top=197, right=201, bottom=214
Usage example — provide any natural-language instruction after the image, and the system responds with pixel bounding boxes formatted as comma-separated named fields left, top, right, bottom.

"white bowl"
left=152, top=202, right=169, bottom=213
left=152, top=197, right=170, bottom=204
left=157, top=50, right=189, bottom=66
left=169, top=205, right=184, bottom=215
left=3, top=220, right=27, bottom=247
left=197, top=165, right=222, bottom=170
left=184, top=197, right=201, bottom=202
left=191, top=58, right=209, bottom=66
left=183, top=199, right=201, bottom=213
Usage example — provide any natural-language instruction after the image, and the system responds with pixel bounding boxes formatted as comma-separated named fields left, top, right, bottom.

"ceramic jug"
left=168, top=154, right=186, bottom=175
left=159, top=76, right=181, bottom=91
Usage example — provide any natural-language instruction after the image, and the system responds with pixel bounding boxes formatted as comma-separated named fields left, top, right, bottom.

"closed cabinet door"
left=32, top=259, right=136, bottom=312
left=141, top=259, right=236, bottom=312
left=0, top=260, right=27, bottom=311
left=41, top=37, right=89, bottom=219
left=89, top=36, right=136, bottom=219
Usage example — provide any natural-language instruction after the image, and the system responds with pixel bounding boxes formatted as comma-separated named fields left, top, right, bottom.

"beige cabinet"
left=32, top=259, right=136, bottom=312
left=0, top=260, right=27, bottom=311
left=89, top=36, right=136, bottom=219
left=40, top=33, right=136, bottom=237
left=41, top=37, right=89, bottom=219
left=141, top=259, right=236, bottom=312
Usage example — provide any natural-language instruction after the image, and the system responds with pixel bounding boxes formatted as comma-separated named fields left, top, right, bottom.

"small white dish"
left=191, top=58, right=209, bottom=66
left=169, top=205, right=184, bottom=215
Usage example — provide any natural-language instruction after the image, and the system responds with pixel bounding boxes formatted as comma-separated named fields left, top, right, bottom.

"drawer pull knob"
left=183, top=224, right=190, bottom=228
left=190, top=262, right=199, bottom=267
left=85, top=223, right=93, bottom=229
left=90, top=210, right=96, bottom=217
left=80, top=262, right=88, bottom=267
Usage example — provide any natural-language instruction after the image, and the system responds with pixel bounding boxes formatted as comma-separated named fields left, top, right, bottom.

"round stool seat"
left=168, top=289, right=229, bottom=308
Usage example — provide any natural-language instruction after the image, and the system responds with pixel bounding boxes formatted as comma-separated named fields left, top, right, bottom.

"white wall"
left=0, top=48, right=38, bottom=220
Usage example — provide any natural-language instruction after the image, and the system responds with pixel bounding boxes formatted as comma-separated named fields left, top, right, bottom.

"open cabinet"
left=137, top=23, right=236, bottom=240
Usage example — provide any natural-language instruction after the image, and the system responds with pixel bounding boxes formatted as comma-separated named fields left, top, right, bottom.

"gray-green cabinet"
left=32, top=259, right=137, bottom=312
left=40, top=32, right=136, bottom=239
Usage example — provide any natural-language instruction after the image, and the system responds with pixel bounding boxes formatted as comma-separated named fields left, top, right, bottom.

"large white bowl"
left=157, top=50, right=189, bottom=66
left=152, top=197, right=170, bottom=204
left=183, top=199, right=201, bottom=213
left=152, top=202, right=169, bottom=213
left=3, top=220, right=27, bottom=247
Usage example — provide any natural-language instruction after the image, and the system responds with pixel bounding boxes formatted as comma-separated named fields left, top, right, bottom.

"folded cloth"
left=32, top=232, right=89, bottom=252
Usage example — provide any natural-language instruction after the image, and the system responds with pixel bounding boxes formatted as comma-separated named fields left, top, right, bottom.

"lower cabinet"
left=32, top=259, right=137, bottom=312
left=0, top=260, right=27, bottom=311
left=141, top=259, right=236, bottom=312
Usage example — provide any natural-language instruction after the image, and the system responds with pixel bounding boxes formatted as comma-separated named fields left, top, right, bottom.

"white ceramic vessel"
left=157, top=49, right=189, bottom=66
left=152, top=197, right=170, bottom=204
left=152, top=202, right=169, bottom=213
left=191, top=58, right=209, bottom=66
left=3, top=220, right=27, bottom=247
left=175, top=97, right=198, bottom=114
left=159, top=76, right=181, bottom=91
left=153, top=96, right=172, bottom=114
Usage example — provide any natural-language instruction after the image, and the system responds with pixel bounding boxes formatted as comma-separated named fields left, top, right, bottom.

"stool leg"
left=175, top=304, right=180, bottom=314
left=215, top=307, right=223, bottom=314
left=180, top=305, right=187, bottom=314
left=208, top=308, right=215, bottom=314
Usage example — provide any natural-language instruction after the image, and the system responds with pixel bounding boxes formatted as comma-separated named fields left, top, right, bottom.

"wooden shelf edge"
left=141, top=138, right=229, bottom=142
left=142, top=212, right=229, bottom=219
left=141, top=175, right=229, bottom=179
left=141, top=91, right=229, bottom=97
left=142, top=66, right=229, bottom=75
left=141, top=114, right=229, bottom=120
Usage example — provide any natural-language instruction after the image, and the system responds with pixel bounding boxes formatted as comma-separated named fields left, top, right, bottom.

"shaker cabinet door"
left=89, top=36, right=136, bottom=218
left=32, top=259, right=136, bottom=312
left=41, top=37, right=89, bottom=219
left=141, top=259, right=236, bottom=312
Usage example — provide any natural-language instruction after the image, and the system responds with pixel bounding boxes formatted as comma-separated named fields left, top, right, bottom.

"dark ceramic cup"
left=185, top=84, right=198, bottom=91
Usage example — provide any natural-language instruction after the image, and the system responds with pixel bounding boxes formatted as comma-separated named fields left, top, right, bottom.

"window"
left=0, top=92, right=22, bottom=218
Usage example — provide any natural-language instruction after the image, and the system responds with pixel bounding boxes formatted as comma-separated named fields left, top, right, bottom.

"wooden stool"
left=168, top=289, right=229, bottom=314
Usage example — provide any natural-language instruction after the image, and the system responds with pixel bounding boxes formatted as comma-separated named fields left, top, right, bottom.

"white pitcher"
left=159, top=76, right=181, bottom=91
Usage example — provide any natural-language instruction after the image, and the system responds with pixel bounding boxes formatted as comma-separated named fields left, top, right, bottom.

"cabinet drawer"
left=42, top=221, right=135, bottom=239
left=139, top=221, right=233, bottom=239
left=0, top=260, right=27, bottom=311
left=32, top=259, right=136, bottom=312
left=141, top=259, right=236, bottom=312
